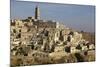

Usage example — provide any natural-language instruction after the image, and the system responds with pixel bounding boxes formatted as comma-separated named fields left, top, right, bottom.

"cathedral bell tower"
left=35, top=6, right=40, bottom=20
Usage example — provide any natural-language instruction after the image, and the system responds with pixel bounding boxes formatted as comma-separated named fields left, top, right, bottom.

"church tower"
left=35, top=6, right=40, bottom=20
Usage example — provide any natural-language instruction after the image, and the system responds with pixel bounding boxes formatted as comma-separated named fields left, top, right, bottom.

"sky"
left=11, top=0, right=95, bottom=33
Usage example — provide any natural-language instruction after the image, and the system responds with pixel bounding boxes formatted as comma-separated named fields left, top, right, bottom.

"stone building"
left=11, top=6, right=95, bottom=66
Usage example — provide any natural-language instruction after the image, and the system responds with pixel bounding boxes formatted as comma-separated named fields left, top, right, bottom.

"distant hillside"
left=81, top=32, right=95, bottom=44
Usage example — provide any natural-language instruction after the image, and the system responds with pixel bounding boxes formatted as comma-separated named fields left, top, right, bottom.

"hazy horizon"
left=11, top=0, right=95, bottom=33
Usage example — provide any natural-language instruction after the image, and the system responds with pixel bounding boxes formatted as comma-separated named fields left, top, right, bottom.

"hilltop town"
left=11, top=6, right=95, bottom=66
